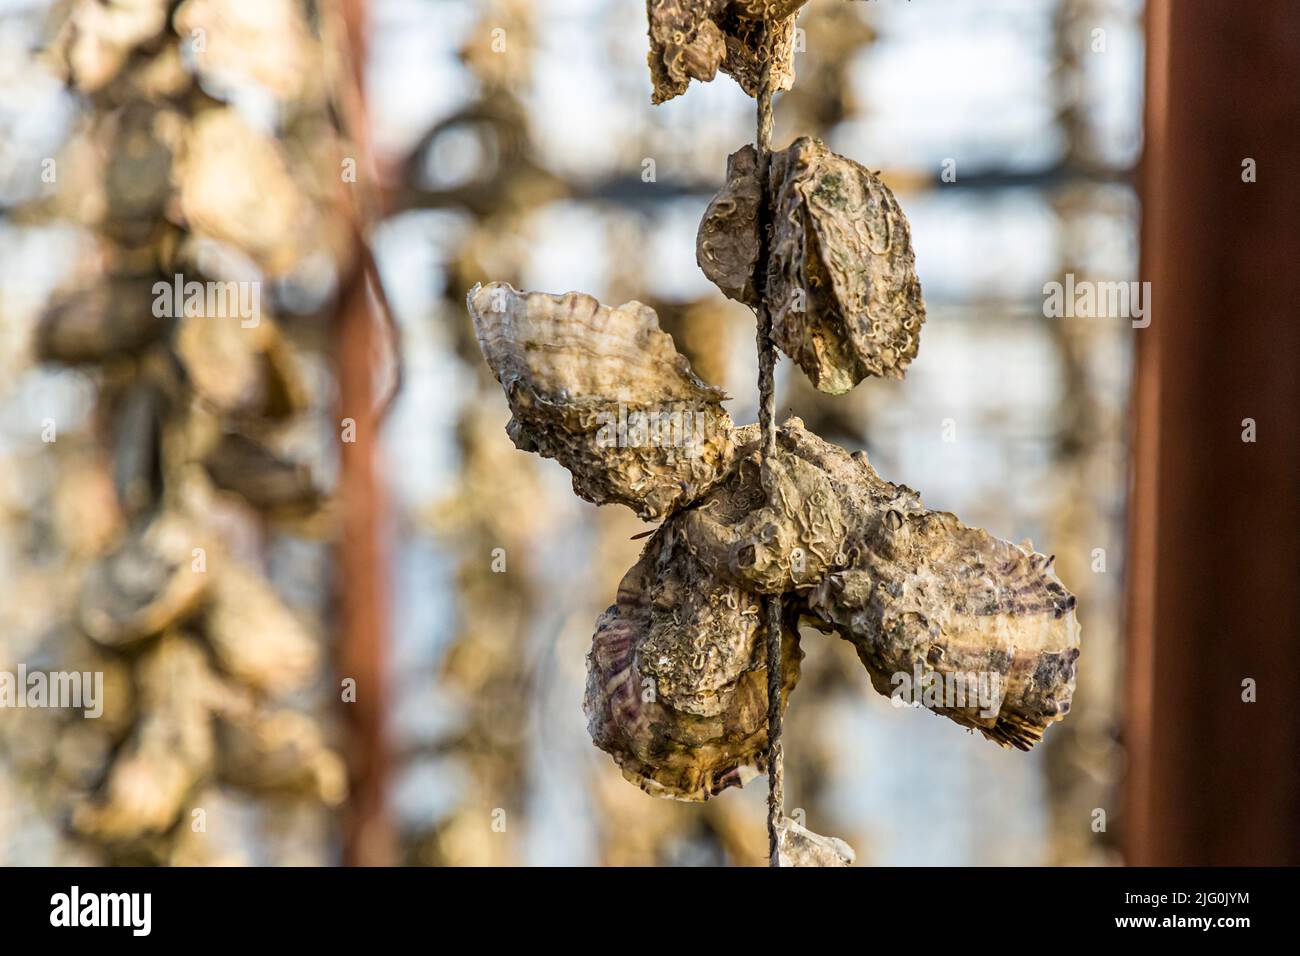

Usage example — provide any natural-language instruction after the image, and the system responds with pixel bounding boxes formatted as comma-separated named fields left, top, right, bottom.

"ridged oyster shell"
left=468, top=282, right=735, bottom=520
left=583, top=519, right=802, bottom=801
left=645, top=1, right=807, bottom=105
left=698, top=138, right=927, bottom=394
left=770, top=421, right=1080, bottom=749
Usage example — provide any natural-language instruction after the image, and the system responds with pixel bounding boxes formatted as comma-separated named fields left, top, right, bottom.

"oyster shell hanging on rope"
left=468, top=282, right=736, bottom=520
left=583, top=519, right=802, bottom=801
left=468, top=283, right=1080, bottom=770
left=469, top=284, right=1080, bottom=774
left=645, top=1, right=808, bottom=104
left=764, top=420, right=1081, bottom=749
left=698, top=137, right=927, bottom=394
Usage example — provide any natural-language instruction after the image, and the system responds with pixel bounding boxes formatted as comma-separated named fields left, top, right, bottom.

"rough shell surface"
left=468, top=282, right=735, bottom=520
left=769, top=138, right=927, bottom=392
left=696, top=145, right=762, bottom=307
left=645, top=1, right=806, bottom=104
left=697, top=137, right=927, bottom=393
left=583, top=519, right=802, bottom=801
left=769, top=420, right=1081, bottom=749
left=618, top=419, right=1079, bottom=750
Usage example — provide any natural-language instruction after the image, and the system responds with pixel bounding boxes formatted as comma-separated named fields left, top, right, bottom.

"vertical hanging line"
left=752, top=20, right=784, bottom=870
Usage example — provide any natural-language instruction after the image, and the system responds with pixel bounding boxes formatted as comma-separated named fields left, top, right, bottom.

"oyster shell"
left=468, top=282, right=735, bottom=520
left=775, top=816, right=855, bottom=867
left=202, top=558, right=320, bottom=696
left=696, top=145, right=763, bottom=307
left=49, top=0, right=171, bottom=93
left=175, top=313, right=305, bottom=420
left=72, top=634, right=216, bottom=843
left=583, top=519, right=802, bottom=801
left=770, top=420, right=1080, bottom=749
left=645, top=1, right=807, bottom=105
left=769, top=138, right=926, bottom=392
left=78, top=513, right=208, bottom=649
left=201, top=430, right=323, bottom=518
left=697, top=138, right=927, bottom=394
left=601, top=418, right=1079, bottom=751
left=175, top=108, right=312, bottom=277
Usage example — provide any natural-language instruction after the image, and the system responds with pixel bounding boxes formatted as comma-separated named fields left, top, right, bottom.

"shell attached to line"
left=583, top=518, right=802, bottom=800
left=697, top=137, right=927, bottom=394
left=468, top=282, right=735, bottom=520
left=769, top=420, right=1081, bottom=749
left=645, top=1, right=808, bottom=105
left=768, top=138, right=926, bottom=392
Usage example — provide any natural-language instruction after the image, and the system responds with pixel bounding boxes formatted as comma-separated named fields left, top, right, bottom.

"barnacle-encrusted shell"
left=468, top=282, right=735, bottom=520
left=645, top=1, right=806, bottom=104
left=583, top=521, right=802, bottom=801
left=697, top=137, right=927, bottom=394
left=769, top=420, right=1080, bottom=749
left=768, top=138, right=926, bottom=392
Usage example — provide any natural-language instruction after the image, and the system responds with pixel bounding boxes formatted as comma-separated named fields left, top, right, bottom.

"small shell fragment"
left=645, top=1, right=807, bottom=104
left=770, top=420, right=1081, bottom=749
left=769, top=138, right=926, bottom=392
left=468, top=282, right=735, bottom=520
left=775, top=816, right=855, bottom=867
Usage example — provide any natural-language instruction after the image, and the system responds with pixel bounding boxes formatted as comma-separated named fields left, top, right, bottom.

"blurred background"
left=0, top=0, right=1294, bottom=867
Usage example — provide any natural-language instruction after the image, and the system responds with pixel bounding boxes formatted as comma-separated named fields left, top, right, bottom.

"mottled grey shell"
left=645, top=1, right=806, bottom=104
left=768, top=138, right=926, bottom=393
left=583, top=520, right=802, bottom=801
left=468, top=282, right=735, bottom=520
left=697, top=138, right=927, bottom=394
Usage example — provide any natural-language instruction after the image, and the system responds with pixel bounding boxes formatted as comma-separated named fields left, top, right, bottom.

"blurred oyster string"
left=0, top=0, right=374, bottom=864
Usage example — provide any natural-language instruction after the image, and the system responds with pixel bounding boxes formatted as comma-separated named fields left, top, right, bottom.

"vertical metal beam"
left=1125, top=0, right=1300, bottom=865
left=334, top=0, right=396, bottom=867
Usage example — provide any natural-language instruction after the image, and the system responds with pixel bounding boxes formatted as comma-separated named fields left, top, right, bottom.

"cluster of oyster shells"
left=645, top=0, right=809, bottom=104
left=28, top=0, right=347, bottom=860
left=465, top=0, right=1081, bottom=866
left=469, top=282, right=1081, bottom=803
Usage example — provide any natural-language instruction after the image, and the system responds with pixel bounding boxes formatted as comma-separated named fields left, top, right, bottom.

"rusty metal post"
left=1125, top=0, right=1300, bottom=865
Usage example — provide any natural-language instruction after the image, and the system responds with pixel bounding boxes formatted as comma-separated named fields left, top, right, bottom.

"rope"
left=752, top=19, right=784, bottom=870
